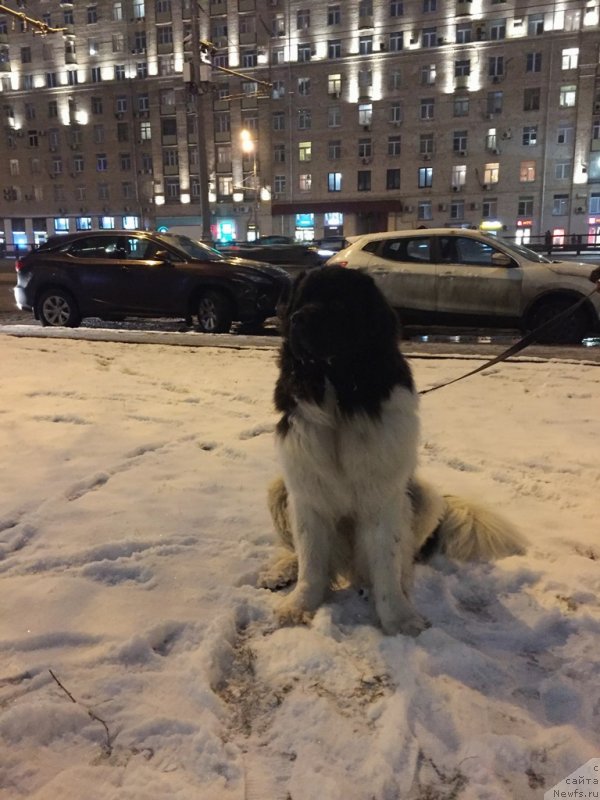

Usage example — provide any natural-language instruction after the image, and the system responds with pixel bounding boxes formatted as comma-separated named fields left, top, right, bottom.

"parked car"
left=217, top=242, right=323, bottom=269
left=254, top=235, right=295, bottom=245
left=14, top=231, right=291, bottom=333
left=326, top=228, right=600, bottom=343
left=315, top=236, right=348, bottom=257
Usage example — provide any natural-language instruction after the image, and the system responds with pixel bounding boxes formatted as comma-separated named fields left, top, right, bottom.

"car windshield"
left=156, top=233, right=224, bottom=261
left=495, top=238, right=552, bottom=264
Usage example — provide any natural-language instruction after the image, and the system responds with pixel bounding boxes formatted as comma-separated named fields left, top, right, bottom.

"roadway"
left=2, top=262, right=599, bottom=363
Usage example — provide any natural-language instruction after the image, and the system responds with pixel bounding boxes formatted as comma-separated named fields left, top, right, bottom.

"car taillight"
left=335, top=260, right=349, bottom=267
left=15, top=259, right=24, bottom=272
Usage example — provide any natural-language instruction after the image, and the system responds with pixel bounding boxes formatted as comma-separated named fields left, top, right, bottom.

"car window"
left=68, top=236, right=119, bottom=259
left=453, top=237, right=495, bottom=266
left=362, top=241, right=380, bottom=254
left=156, top=233, right=224, bottom=261
left=381, top=237, right=432, bottom=263
left=121, top=237, right=157, bottom=259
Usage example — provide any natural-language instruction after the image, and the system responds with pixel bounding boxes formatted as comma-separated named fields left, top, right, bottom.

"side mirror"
left=491, top=251, right=513, bottom=267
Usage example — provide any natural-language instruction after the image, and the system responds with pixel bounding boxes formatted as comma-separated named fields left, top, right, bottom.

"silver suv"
left=326, top=228, right=600, bottom=343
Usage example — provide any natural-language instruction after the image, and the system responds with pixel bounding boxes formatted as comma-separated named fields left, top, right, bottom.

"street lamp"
left=240, top=129, right=259, bottom=241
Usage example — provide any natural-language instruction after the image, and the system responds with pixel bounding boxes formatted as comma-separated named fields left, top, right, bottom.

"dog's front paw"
left=276, top=583, right=320, bottom=627
left=257, top=550, right=298, bottom=591
left=276, top=597, right=314, bottom=627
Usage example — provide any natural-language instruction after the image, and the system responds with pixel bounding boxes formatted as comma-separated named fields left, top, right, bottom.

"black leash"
left=419, top=286, right=598, bottom=396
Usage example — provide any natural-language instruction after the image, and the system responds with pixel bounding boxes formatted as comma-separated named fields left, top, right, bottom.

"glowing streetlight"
left=240, top=129, right=259, bottom=239
left=240, top=128, right=254, bottom=156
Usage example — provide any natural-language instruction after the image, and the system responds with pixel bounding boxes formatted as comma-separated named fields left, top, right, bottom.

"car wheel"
left=197, top=290, right=232, bottom=334
left=527, top=297, right=590, bottom=344
left=37, top=288, right=82, bottom=328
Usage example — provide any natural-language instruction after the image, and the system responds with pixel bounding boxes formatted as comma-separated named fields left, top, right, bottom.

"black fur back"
left=275, top=267, right=414, bottom=433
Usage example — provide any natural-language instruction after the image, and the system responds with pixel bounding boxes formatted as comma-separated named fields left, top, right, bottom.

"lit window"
left=328, top=74, right=342, bottom=97
left=327, top=172, right=342, bottom=191
left=519, top=160, right=536, bottom=182
left=358, top=103, right=372, bottom=127
left=562, top=48, right=579, bottom=69
left=484, top=162, right=500, bottom=183
left=452, top=165, right=466, bottom=187
left=298, top=141, right=312, bottom=161
left=559, top=85, right=576, bottom=107
left=418, top=167, right=433, bottom=187
left=217, top=176, right=233, bottom=196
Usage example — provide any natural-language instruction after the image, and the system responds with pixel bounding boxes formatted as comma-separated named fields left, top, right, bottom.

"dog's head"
left=280, top=266, right=399, bottom=365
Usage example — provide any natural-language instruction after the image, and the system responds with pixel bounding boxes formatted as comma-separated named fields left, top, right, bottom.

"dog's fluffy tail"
left=412, top=477, right=527, bottom=561
left=269, top=475, right=527, bottom=565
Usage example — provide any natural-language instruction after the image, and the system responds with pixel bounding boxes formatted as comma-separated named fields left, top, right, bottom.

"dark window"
left=357, top=170, right=371, bottom=191
left=381, top=237, right=432, bottom=262
left=386, top=168, right=401, bottom=190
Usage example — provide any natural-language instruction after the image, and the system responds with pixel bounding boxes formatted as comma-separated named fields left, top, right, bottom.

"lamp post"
left=240, top=129, right=259, bottom=241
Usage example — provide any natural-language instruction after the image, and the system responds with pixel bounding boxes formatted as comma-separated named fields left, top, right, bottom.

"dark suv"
left=14, top=230, right=291, bottom=333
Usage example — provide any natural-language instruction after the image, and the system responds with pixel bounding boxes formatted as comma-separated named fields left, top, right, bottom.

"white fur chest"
left=276, top=382, right=420, bottom=515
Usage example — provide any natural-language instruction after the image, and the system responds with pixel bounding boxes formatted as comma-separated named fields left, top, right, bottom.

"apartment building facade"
left=1, top=0, right=600, bottom=248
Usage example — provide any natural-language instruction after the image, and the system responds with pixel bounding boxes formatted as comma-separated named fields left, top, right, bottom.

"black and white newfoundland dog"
left=259, top=267, right=526, bottom=636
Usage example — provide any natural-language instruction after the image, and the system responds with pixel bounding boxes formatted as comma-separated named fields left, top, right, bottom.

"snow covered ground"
left=0, top=332, right=598, bottom=800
